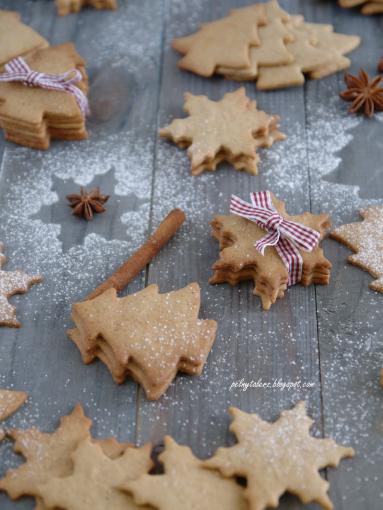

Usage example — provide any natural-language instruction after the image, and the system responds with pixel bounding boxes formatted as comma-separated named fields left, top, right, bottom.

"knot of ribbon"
left=0, top=57, right=89, bottom=117
left=230, top=191, right=321, bottom=286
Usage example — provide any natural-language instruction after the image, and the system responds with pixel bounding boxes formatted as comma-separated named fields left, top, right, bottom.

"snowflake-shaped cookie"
left=0, top=243, right=42, bottom=327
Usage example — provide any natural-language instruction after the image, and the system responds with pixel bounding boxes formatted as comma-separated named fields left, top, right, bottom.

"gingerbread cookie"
left=0, top=404, right=132, bottom=510
left=0, top=242, right=42, bottom=328
left=0, top=11, right=48, bottom=70
left=68, top=282, right=217, bottom=400
left=159, top=88, right=285, bottom=176
left=173, top=1, right=360, bottom=89
left=0, top=43, right=89, bottom=150
left=205, top=401, right=354, bottom=510
left=172, top=4, right=267, bottom=77
left=56, top=0, right=118, bottom=16
left=330, top=206, right=383, bottom=293
left=339, top=0, right=383, bottom=14
left=0, top=389, right=27, bottom=422
left=210, top=192, right=331, bottom=310
left=38, top=439, right=152, bottom=510
left=122, top=436, right=247, bottom=510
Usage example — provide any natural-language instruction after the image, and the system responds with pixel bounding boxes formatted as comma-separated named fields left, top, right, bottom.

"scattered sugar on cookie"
left=0, top=404, right=133, bottom=509
left=330, top=205, right=383, bottom=293
left=68, top=282, right=217, bottom=399
left=210, top=192, right=332, bottom=310
left=56, top=0, right=118, bottom=16
left=0, top=389, right=27, bottom=422
left=122, top=436, right=247, bottom=510
left=205, top=401, right=354, bottom=510
left=159, top=88, right=285, bottom=176
left=0, top=242, right=42, bottom=328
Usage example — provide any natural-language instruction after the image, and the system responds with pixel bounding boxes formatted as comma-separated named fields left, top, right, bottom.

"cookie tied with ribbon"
left=210, top=191, right=331, bottom=310
left=0, top=43, right=89, bottom=150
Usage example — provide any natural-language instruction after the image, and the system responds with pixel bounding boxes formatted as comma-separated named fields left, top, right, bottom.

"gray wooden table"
left=0, top=0, right=382, bottom=508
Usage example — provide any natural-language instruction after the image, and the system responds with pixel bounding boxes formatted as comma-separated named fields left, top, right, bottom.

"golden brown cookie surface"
left=0, top=43, right=88, bottom=150
left=210, top=193, right=331, bottom=310
left=0, top=243, right=42, bottom=328
left=122, top=436, right=247, bottom=510
left=56, top=0, right=118, bottom=16
left=0, top=390, right=27, bottom=422
left=0, top=10, right=48, bottom=70
left=38, top=439, right=152, bottom=510
left=205, top=402, right=354, bottom=510
left=69, top=282, right=217, bottom=399
left=331, top=206, right=383, bottom=292
left=159, top=88, right=285, bottom=176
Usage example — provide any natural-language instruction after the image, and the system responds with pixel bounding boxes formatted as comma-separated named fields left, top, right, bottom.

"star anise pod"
left=340, top=69, right=383, bottom=118
left=66, top=187, right=109, bottom=221
left=378, top=57, right=383, bottom=74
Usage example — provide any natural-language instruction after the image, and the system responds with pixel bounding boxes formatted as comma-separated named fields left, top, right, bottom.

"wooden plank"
left=0, top=1, right=164, bottom=508
left=303, top=2, right=383, bottom=509
left=136, top=8, right=323, bottom=507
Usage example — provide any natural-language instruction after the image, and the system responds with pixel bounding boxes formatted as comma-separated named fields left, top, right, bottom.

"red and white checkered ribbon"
left=230, top=191, right=320, bottom=286
left=0, top=57, right=89, bottom=117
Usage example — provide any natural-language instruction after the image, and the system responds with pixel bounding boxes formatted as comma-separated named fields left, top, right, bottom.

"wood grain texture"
left=0, top=1, right=381, bottom=509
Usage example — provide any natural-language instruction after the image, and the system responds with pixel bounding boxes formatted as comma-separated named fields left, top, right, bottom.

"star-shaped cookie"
left=0, top=389, right=27, bottom=422
left=210, top=193, right=331, bottom=310
left=159, top=88, right=285, bottom=176
left=330, top=206, right=383, bottom=292
left=205, top=401, right=354, bottom=510
left=38, top=438, right=152, bottom=510
left=0, top=404, right=132, bottom=510
left=56, top=0, right=118, bottom=16
left=68, top=282, right=217, bottom=399
left=0, top=10, right=48, bottom=70
left=122, top=436, right=247, bottom=510
left=0, top=242, right=42, bottom=327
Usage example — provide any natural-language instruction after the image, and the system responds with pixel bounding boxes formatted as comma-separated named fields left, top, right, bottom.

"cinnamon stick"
left=86, top=208, right=186, bottom=300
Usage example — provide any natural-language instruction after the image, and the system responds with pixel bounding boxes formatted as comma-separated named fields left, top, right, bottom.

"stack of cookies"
left=0, top=43, right=88, bottom=149
left=160, top=88, right=285, bottom=176
left=173, top=0, right=361, bottom=89
left=68, top=283, right=217, bottom=400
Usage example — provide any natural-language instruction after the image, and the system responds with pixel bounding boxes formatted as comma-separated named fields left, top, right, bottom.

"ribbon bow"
left=230, top=191, right=320, bottom=286
left=0, top=57, right=89, bottom=117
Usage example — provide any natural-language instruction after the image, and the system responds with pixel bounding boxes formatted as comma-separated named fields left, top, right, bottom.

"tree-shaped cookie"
left=172, top=4, right=267, bottom=77
left=122, top=436, right=247, bottom=510
left=330, top=206, right=383, bottom=293
left=0, top=404, right=132, bottom=510
left=68, top=282, right=217, bottom=399
left=205, top=402, right=354, bottom=510
left=0, top=43, right=89, bottom=150
left=56, top=0, right=118, bottom=16
left=0, top=10, right=48, bottom=69
left=172, top=1, right=360, bottom=89
left=210, top=193, right=331, bottom=310
left=159, top=88, right=285, bottom=176
left=38, top=438, right=152, bottom=510
left=217, top=1, right=294, bottom=79
left=0, top=242, right=42, bottom=327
